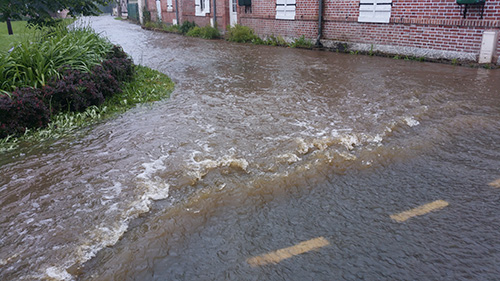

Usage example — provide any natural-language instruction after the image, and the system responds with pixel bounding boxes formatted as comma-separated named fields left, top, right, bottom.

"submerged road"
left=1, top=15, right=500, bottom=280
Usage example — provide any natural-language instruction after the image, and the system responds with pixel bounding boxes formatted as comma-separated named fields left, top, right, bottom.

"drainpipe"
left=316, top=0, right=323, bottom=47
left=138, top=0, right=144, bottom=24
left=213, top=0, right=217, bottom=27
left=7, top=17, right=13, bottom=35
left=175, top=0, right=180, bottom=24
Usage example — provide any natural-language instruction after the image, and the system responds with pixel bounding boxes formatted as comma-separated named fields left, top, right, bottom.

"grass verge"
left=0, top=21, right=34, bottom=52
left=0, top=65, right=174, bottom=153
left=0, top=19, right=76, bottom=52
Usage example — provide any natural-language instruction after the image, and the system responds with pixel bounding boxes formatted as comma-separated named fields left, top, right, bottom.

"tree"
left=0, top=0, right=109, bottom=34
left=115, top=0, right=123, bottom=18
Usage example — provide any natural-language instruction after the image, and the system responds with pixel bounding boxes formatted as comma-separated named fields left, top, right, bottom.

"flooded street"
left=1, top=15, right=500, bottom=280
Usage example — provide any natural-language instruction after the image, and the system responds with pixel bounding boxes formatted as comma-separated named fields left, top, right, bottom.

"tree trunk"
left=7, top=18, right=13, bottom=35
left=117, top=0, right=122, bottom=17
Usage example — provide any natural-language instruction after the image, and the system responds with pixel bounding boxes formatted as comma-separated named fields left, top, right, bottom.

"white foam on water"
left=338, top=134, right=361, bottom=151
left=277, top=153, right=302, bottom=164
left=404, top=116, right=420, bottom=127
left=37, top=155, right=172, bottom=281
left=137, top=155, right=168, bottom=180
left=186, top=150, right=249, bottom=183
left=45, top=266, right=73, bottom=281
left=296, top=138, right=313, bottom=154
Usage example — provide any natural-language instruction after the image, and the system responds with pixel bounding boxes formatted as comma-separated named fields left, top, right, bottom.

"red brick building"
left=148, top=0, right=500, bottom=64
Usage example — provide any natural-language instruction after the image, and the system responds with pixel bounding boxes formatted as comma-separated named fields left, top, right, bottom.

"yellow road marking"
left=488, top=178, right=500, bottom=188
left=390, top=200, right=449, bottom=222
left=247, top=237, right=330, bottom=267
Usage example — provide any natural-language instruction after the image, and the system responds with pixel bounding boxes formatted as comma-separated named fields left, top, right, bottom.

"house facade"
left=146, top=0, right=500, bottom=64
left=146, top=0, right=237, bottom=28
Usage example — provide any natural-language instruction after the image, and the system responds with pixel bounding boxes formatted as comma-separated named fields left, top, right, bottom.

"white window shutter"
left=358, top=0, right=392, bottom=23
left=195, top=0, right=202, bottom=16
left=276, top=0, right=286, bottom=19
left=205, top=0, right=210, bottom=13
left=276, top=0, right=296, bottom=20
left=285, top=0, right=296, bottom=20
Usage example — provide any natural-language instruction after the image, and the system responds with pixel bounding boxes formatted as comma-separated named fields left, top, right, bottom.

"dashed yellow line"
left=488, top=178, right=500, bottom=188
left=247, top=237, right=330, bottom=267
left=390, top=200, right=449, bottom=222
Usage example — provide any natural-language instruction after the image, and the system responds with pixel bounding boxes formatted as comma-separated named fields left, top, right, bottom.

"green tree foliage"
left=0, top=0, right=109, bottom=27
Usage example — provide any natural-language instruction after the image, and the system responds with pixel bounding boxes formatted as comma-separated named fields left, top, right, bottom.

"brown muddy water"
left=1, top=15, right=500, bottom=280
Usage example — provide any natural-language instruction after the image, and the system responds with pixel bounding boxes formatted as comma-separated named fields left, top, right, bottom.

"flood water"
left=1, top=15, right=500, bottom=280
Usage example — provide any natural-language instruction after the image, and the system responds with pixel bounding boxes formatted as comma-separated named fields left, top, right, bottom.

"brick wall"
left=144, top=0, right=500, bottom=62
left=240, top=0, right=500, bottom=63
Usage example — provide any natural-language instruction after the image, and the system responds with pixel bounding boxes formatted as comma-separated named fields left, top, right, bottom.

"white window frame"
left=358, top=0, right=392, bottom=23
left=276, top=0, right=296, bottom=20
left=167, top=0, right=173, bottom=12
left=195, top=0, right=210, bottom=16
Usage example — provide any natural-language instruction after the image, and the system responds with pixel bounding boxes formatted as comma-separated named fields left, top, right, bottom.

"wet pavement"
left=1, top=15, right=500, bottom=280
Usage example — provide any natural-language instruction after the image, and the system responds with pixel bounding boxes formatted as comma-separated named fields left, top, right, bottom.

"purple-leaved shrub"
left=43, top=68, right=104, bottom=113
left=0, top=88, right=50, bottom=138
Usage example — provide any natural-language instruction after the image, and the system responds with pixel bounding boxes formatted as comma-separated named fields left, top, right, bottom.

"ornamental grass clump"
left=0, top=23, right=113, bottom=93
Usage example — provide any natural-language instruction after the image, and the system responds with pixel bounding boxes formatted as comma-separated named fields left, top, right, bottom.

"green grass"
left=0, top=19, right=76, bottom=52
left=0, top=65, right=174, bottom=152
left=0, top=21, right=35, bottom=52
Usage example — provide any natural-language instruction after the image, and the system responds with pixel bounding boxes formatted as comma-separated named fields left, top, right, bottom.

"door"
left=229, top=0, right=237, bottom=26
left=156, top=0, right=162, bottom=21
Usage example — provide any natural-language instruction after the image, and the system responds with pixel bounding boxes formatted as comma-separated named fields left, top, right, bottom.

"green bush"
left=186, top=25, right=220, bottom=39
left=290, top=35, right=313, bottom=49
left=265, top=35, right=288, bottom=47
left=251, top=37, right=266, bottom=45
left=186, top=26, right=202, bottom=37
left=0, top=23, right=113, bottom=93
left=144, top=21, right=157, bottom=29
left=162, top=24, right=181, bottom=33
left=143, top=8, right=152, bottom=23
left=179, top=21, right=197, bottom=34
left=226, top=24, right=259, bottom=43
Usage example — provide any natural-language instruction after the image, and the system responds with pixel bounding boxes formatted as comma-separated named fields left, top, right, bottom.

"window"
left=358, top=0, right=392, bottom=23
left=232, top=0, right=237, bottom=13
left=195, top=0, right=210, bottom=16
left=276, top=0, right=296, bottom=20
left=167, top=0, right=173, bottom=12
